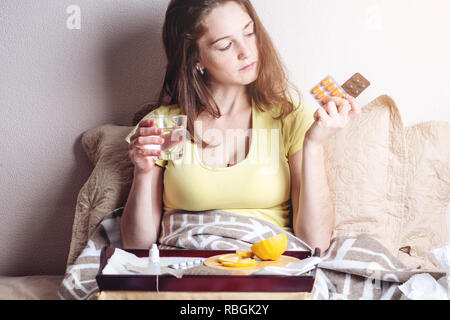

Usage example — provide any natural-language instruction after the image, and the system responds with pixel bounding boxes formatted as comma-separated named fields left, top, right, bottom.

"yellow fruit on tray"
left=217, top=254, right=257, bottom=268
left=218, top=254, right=240, bottom=264
left=220, top=258, right=257, bottom=268
left=251, top=233, right=287, bottom=261
left=235, top=249, right=253, bottom=259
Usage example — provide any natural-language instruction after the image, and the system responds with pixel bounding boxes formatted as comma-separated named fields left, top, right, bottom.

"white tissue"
left=102, top=248, right=207, bottom=275
left=102, top=248, right=149, bottom=275
left=398, top=273, right=448, bottom=300
left=252, top=256, right=322, bottom=276
left=399, top=242, right=450, bottom=300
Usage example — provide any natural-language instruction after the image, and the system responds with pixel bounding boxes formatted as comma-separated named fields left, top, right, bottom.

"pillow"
left=397, top=121, right=450, bottom=270
left=323, top=94, right=449, bottom=271
left=323, top=95, right=405, bottom=255
left=65, top=125, right=134, bottom=267
left=65, top=95, right=450, bottom=272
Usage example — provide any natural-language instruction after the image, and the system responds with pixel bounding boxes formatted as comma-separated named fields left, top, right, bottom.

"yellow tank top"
left=125, top=99, right=315, bottom=231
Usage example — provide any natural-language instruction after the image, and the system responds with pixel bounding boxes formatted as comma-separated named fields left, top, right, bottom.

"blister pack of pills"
left=310, top=73, right=370, bottom=105
left=168, top=258, right=205, bottom=270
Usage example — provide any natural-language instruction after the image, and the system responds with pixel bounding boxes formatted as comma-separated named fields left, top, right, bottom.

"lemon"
left=217, top=254, right=257, bottom=268
left=217, top=254, right=240, bottom=264
left=235, top=249, right=253, bottom=259
left=220, top=258, right=257, bottom=268
left=251, top=233, right=287, bottom=261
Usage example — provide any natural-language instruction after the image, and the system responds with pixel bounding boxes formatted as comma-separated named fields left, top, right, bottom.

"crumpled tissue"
left=399, top=242, right=450, bottom=300
left=102, top=248, right=200, bottom=277
left=102, top=248, right=150, bottom=275
left=252, top=256, right=322, bottom=276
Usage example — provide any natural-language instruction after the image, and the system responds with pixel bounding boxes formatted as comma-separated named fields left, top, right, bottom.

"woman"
left=121, top=0, right=361, bottom=253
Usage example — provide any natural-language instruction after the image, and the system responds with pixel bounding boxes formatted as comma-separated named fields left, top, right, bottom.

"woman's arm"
left=120, top=166, right=164, bottom=249
left=290, top=94, right=361, bottom=253
left=121, top=118, right=165, bottom=249
left=290, top=142, right=334, bottom=253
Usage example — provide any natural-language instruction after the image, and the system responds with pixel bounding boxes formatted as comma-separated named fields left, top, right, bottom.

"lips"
left=240, top=62, right=256, bottom=71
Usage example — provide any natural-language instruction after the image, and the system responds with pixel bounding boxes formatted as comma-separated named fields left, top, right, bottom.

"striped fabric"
left=58, top=208, right=442, bottom=300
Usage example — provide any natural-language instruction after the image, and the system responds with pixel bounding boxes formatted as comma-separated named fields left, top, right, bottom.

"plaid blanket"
left=58, top=207, right=442, bottom=300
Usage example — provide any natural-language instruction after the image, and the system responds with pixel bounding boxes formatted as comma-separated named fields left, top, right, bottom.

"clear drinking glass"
left=148, top=115, right=187, bottom=161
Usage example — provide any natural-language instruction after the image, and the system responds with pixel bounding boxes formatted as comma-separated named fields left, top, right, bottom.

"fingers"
left=133, top=136, right=165, bottom=150
left=134, top=148, right=161, bottom=157
left=129, top=118, right=158, bottom=139
left=138, top=118, right=155, bottom=128
left=323, top=100, right=338, bottom=117
left=325, top=97, right=351, bottom=115
left=129, top=118, right=164, bottom=154
left=314, top=106, right=332, bottom=127
left=344, top=94, right=362, bottom=117
left=316, top=96, right=355, bottom=129
left=129, top=126, right=162, bottom=146
left=312, top=93, right=362, bottom=137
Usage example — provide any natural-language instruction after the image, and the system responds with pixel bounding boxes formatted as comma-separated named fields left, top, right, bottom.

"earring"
left=196, top=66, right=205, bottom=75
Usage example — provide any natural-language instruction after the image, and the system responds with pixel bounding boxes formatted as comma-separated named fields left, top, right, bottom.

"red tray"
left=96, top=247, right=320, bottom=293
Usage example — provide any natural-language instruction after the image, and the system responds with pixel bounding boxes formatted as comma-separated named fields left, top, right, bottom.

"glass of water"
left=149, top=115, right=187, bottom=161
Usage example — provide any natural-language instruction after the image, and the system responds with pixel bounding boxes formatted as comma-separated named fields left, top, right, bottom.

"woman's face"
left=196, top=1, right=259, bottom=87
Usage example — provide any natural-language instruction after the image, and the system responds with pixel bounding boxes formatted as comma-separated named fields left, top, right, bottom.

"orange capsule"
left=338, top=93, right=345, bottom=98
left=326, top=83, right=336, bottom=92
left=311, top=86, right=321, bottom=94
left=316, top=91, right=325, bottom=99
left=321, top=96, right=330, bottom=104
left=331, top=88, right=340, bottom=96
left=321, top=77, right=331, bottom=86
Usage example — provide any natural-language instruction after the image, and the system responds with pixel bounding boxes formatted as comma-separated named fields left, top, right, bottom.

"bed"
left=1, top=94, right=448, bottom=299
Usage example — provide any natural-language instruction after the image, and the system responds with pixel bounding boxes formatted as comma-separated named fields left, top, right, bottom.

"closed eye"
left=220, top=43, right=232, bottom=51
left=220, top=32, right=255, bottom=51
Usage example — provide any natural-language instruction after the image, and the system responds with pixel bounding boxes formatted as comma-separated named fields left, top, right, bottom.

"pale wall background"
left=1, top=0, right=449, bottom=276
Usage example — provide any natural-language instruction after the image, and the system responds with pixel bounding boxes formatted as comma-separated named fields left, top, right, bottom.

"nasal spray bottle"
left=148, top=243, right=161, bottom=274
left=148, top=243, right=161, bottom=292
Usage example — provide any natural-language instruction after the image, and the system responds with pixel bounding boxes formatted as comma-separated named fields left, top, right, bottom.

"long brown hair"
left=134, top=0, right=303, bottom=144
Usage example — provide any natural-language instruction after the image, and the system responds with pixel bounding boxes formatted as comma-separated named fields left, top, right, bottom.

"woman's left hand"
left=304, top=94, right=362, bottom=146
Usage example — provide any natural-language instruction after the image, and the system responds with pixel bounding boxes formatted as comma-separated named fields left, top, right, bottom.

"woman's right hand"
left=128, top=118, right=164, bottom=174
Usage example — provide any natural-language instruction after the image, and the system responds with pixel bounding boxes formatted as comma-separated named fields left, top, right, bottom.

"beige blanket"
left=58, top=207, right=443, bottom=300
